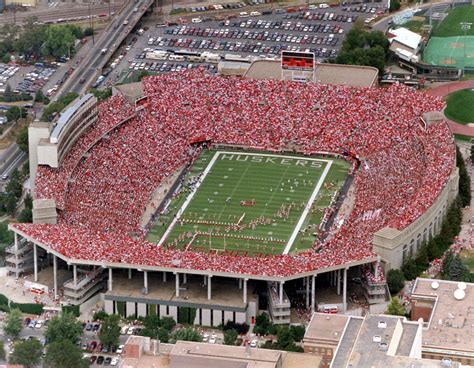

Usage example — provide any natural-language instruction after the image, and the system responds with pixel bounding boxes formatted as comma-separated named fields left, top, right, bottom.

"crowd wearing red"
left=13, top=70, right=454, bottom=277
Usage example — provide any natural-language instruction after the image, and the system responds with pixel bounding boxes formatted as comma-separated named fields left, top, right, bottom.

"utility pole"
left=460, top=22, right=472, bottom=76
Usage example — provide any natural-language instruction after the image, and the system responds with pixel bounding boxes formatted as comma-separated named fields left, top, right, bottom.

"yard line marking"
left=283, top=160, right=333, bottom=255
left=156, top=151, right=220, bottom=247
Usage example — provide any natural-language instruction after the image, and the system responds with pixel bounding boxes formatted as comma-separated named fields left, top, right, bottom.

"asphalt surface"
left=57, top=0, right=154, bottom=97
left=0, top=144, right=27, bottom=191
left=102, top=2, right=388, bottom=86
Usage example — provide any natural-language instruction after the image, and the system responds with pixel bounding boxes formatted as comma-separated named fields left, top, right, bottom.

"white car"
left=202, top=334, right=209, bottom=342
left=116, top=344, right=124, bottom=353
left=209, top=334, right=217, bottom=344
left=250, top=339, right=258, bottom=348
left=120, top=325, right=129, bottom=335
left=192, top=18, right=202, bottom=23
left=35, top=320, right=44, bottom=329
left=111, top=357, right=119, bottom=366
left=127, top=326, right=134, bottom=335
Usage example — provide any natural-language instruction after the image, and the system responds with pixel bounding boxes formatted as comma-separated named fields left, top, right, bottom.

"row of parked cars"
left=130, top=60, right=216, bottom=73
left=0, top=64, right=19, bottom=89
left=16, top=67, right=55, bottom=94
left=221, top=18, right=348, bottom=32
left=90, top=354, right=119, bottom=366
left=25, top=317, right=47, bottom=329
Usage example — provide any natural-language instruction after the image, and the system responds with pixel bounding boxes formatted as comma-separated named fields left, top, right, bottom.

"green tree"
left=386, top=297, right=405, bottom=316
left=44, top=340, right=88, bottom=368
left=35, top=89, right=45, bottom=103
left=160, top=316, right=176, bottom=331
left=6, top=106, right=22, bottom=122
left=4, top=308, right=23, bottom=339
left=140, top=315, right=161, bottom=339
left=16, top=126, right=29, bottom=154
left=389, top=0, right=401, bottom=12
left=42, top=25, right=75, bottom=59
left=14, top=17, right=47, bottom=60
left=387, top=269, right=405, bottom=294
left=470, top=145, right=474, bottom=163
left=17, top=207, right=33, bottom=223
left=10, top=338, right=43, bottom=368
left=0, top=340, right=5, bottom=361
left=0, top=221, right=14, bottom=244
left=89, top=88, right=112, bottom=101
left=172, top=327, right=202, bottom=342
left=456, top=146, right=471, bottom=207
left=443, top=253, right=469, bottom=281
left=253, top=313, right=272, bottom=336
left=223, top=329, right=238, bottom=345
left=276, top=326, right=294, bottom=350
left=83, top=27, right=94, bottom=37
left=99, top=314, right=121, bottom=350
left=289, top=325, right=305, bottom=342
left=3, top=84, right=14, bottom=102
left=45, top=312, right=83, bottom=345
left=93, top=310, right=108, bottom=321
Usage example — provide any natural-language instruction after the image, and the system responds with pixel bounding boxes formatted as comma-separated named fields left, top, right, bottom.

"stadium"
left=8, top=70, right=459, bottom=325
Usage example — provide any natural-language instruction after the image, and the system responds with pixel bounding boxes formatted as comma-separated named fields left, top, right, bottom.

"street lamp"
left=460, top=22, right=472, bottom=76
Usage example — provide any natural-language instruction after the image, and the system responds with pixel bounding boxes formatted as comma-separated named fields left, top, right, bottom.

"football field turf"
left=147, top=150, right=350, bottom=256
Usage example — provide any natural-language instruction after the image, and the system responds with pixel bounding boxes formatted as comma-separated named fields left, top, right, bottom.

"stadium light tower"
left=460, top=22, right=472, bottom=76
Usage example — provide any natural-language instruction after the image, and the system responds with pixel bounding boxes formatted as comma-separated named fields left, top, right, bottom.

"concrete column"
left=207, top=275, right=212, bottom=301
left=175, top=273, right=180, bottom=298
left=163, top=271, right=167, bottom=282
left=183, top=273, right=187, bottom=284
left=144, top=270, right=148, bottom=292
left=279, top=281, right=284, bottom=305
left=128, top=268, right=132, bottom=279
left=343, top=268, right=348, bottom=313
left=73, top=264, right=77, bottom=286
left=14, top=233, right=18, bottom=252
left=306, top=276, right=310, bottom=309
left=33, top=244, right=38, bottom=282
left=108, top=268, right=113, bottom=292
left=337, top=269, right=341, bottom=296
left=53, top=255, right=58, bottom=300
left=243, top=278, right=248, bottom=304
left=311, top=275, right=316, bottom=314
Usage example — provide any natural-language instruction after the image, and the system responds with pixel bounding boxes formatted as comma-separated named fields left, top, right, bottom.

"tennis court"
left=423, top=36, right=474, bottom=69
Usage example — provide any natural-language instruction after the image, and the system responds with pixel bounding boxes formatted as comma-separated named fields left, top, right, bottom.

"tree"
left=387, top=269, right=405, bottom=294
left=35, top=89, right=45, bottom=103
left=253, top=313, right=272, bottom=336
left=99, top=314, right=121, bottom=350
left=389, top=0, right=401, bottom=12
left=3, top=84, right=14, bottom=102
left=44, top=340, right=88, bottom=368
left=0, top=340, right=5, bottom=361
left=42, top=25, right=75, bottom=59
left=386, top=297, right=405, bottom=316
left=289, top=325, right=305, bottom=342
left=224, top=329, right=238, bottom=345
left=16, top=126, right=29, bottom=154
left=93, top=310, right=108, bottom=321
left=276, top=326, right=294, bottom=350
left=14, top=17, right=47, bottom=60
left=4, top=308, right=23, bottom=339
left=443, top=253, right=469, bottom=281
left=10, top=338, right=43, bottom=368
left=470, top=145, right=474, bottom=163
left=0, top=221, right=14, bottom=244
left=45, top=312, right=83, bottom=346
left=6, top=106, right=23, bottom=123
left=456, top=146, right=471, bottom=207
left=83, top=27, right=94, bottom=37
left=140, top=315, right=161, bottom=339
left=172, top=327, right=202, bottom=342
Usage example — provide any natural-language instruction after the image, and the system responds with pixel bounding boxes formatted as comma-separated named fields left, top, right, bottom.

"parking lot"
left=97, top=2, right=387, bottom=87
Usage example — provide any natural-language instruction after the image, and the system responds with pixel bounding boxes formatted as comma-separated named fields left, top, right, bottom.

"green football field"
left=147, top=150, right=350, bottom=256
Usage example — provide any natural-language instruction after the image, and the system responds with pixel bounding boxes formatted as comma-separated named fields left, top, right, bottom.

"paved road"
left=0, top=144, right=27, bottom=191
left=56, top=0, right=155, bottom=97
left=0, top=3, right=124, bottom=25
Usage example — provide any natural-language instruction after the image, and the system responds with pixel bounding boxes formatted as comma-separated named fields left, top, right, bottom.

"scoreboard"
left=281, top=51, right=316, bottom=82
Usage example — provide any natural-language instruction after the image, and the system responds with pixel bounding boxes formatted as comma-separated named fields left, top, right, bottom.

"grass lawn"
left=460, top=250, right=474, bottom=271
left=432, top=6, right=474, bottom=37
left=147, top=149, right=349, bottom=256
left=444, top=89, right=474, bottom=125
left=397, top=19, right=425, bottom=34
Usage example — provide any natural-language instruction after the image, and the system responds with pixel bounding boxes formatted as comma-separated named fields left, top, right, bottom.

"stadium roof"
left=244, top=60, right=378, bottom=87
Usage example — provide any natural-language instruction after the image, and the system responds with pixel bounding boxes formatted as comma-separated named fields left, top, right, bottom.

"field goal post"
left=281, top=51, right=316, bottom=83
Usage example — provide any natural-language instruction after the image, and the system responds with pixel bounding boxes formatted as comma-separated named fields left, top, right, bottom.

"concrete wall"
left=126, top=302, right=136, bottom=317
left=202, top=309, right=211, bottom=326
left=212, top=309, right=222, bottom=327
left=105, top=299, right=113, bottom=314
left=137, top=303, right=147, bottom=318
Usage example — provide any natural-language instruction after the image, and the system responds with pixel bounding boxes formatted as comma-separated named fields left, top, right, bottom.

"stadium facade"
left=8, top=72, right=458, bottom=325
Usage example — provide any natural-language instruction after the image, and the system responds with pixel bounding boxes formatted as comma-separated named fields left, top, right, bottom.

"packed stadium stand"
left=8, top=70, right=458, bottom=322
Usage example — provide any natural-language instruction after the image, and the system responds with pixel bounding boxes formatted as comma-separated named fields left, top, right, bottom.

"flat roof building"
left=410, top=278, right=474, bottom=366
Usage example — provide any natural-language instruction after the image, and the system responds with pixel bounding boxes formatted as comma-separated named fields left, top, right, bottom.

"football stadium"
left=8, top=70, right=459, bottom=326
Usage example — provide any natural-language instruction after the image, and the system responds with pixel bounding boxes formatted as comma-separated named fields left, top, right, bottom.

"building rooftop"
left=304, top=313, right=349, bottom=343
left=411, top=278, right=474, bottom=354
left=387, top=27, right=422, bottom=51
